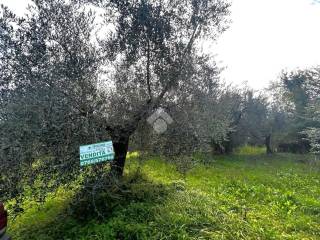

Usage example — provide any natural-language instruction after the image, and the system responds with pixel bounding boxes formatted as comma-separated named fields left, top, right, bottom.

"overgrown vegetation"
left=1, top=1, right=320, bottom=239
left=7, top=151, right=320, bottom=239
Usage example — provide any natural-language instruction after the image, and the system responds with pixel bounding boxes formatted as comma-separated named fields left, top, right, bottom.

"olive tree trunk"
left=265, top=134, right=273, bottom=155
left=110, top=135, right=130, bottom=177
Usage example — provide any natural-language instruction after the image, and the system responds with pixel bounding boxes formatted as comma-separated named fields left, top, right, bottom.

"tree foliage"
left=0, top=0, right=230, bottom=204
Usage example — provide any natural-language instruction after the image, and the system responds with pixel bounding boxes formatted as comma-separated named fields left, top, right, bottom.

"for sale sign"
left=80, top=141, right=114, bottom=166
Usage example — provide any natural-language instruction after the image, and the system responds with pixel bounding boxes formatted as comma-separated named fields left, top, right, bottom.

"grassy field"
left=7, top=151, right=320, bottom=239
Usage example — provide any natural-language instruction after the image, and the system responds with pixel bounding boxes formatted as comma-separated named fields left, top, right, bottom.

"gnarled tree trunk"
left=110, top=135, right=129, bottom=177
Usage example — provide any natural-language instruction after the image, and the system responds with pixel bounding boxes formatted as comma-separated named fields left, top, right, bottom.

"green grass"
left=7, top=152, right=320, bottom=239
left=235, top=145, right=266, bottom=155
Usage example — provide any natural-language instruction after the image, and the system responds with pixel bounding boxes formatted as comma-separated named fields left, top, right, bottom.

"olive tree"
left=0, top=0, right=230, bottom=205
left=0, top=0, right=105, bottom=201
left=93, top=0, right=230, bottom=176
left=303, top=68, right=320, bottom=156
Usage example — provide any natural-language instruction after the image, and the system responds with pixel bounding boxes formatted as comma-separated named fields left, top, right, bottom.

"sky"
left=214, top=0, right=320, bottom=89
left=1, top=0, right=320, bottom=90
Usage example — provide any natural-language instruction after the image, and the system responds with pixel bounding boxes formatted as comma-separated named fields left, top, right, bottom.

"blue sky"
left=1, top=0, right=320, bottom=90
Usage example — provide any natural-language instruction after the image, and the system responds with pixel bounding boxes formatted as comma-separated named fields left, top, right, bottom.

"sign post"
left=80, top=141, right=115, bottom=166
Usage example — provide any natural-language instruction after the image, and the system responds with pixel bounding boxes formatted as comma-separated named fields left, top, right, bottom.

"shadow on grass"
left=9, top=170, right=172, bottom=240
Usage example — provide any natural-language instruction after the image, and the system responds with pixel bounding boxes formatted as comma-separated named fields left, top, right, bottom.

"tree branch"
left=146, top=40, right=152, bottom=100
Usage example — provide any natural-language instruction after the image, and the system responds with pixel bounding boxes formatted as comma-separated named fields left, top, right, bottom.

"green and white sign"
left=80, top=141, right=115, bottom=166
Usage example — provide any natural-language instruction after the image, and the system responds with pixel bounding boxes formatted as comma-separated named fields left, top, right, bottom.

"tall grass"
left=236, top=145, right=266, bottom=155
left=8, top=153, right=320, bottom=239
